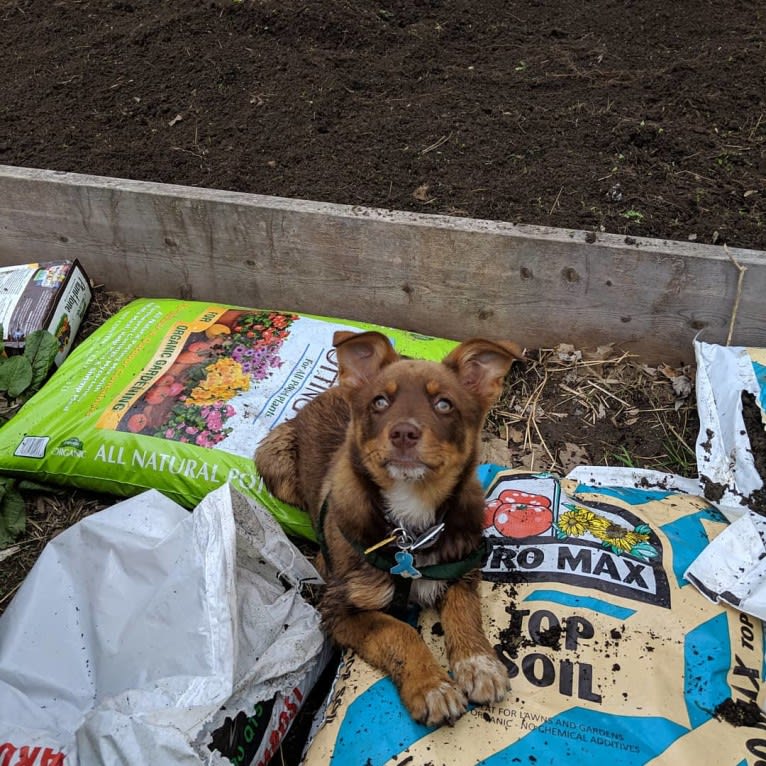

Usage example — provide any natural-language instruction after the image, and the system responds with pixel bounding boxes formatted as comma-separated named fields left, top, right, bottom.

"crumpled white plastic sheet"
left=685, top=510, right=766, bottom=622
left=694, top=340, right=766, bottom=522
left=684, top=340, right=766, bottom=621
left=0, top=484, right=327, bottom=765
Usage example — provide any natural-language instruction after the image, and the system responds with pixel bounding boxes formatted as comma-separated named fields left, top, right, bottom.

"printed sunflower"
left=554, top=504, right=609, bottom=539
left=593, top=521, right=658, bottom=560
left=556, top=509, right=591, bottom=538
left=555, top=504, right=659, bottom=561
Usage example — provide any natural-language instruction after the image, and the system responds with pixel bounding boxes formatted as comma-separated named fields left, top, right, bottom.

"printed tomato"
left=483, top=497, right=503, bottom=529
left=216, top=310, right=242, bottom=327
left=142, top=401, right=174, bottom=429
left=126, top=413, right=148, bottom=433
left=493, top=502, right=553, bottom=538
left=488, top=490, right=553, bottom=538
left=498, top=489, right=551, bottom=508
left=166, top=381, right=185, bottom=397
left=177, top=350, right=208, bottom=364
left=145, top=386, right=170, bottom=405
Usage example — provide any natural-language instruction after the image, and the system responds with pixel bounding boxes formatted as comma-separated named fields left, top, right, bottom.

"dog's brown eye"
left=372, top=395, right=390, bottom=411
left=434, top=397, right=453, bottom=413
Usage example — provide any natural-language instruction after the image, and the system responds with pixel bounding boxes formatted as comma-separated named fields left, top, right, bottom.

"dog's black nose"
left=389, top=422, right=421, bottom=449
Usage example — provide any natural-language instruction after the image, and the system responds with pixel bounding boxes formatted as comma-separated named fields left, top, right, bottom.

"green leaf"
left=1, top=488, right=25, bottom=537
left=0, top=355, right=33, bottom=398
left=18, top=479, right=65, bottom=494
left=0, top=521, right=12, bottom=548
left=24, top=330, right=58, bottom=391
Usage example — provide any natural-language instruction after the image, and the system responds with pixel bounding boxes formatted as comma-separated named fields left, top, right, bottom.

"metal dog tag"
left=409, top=522, right=446, bottom=552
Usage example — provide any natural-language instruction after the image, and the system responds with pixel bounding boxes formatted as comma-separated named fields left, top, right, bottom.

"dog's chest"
left=382, top=482, right=448, bottom=607
left=410, top=551, right=448, bottom=607
left=382, top=482, right=435, bottom=531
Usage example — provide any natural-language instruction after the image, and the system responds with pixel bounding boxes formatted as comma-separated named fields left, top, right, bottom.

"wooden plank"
left=0, top=164, right=764, bottom=362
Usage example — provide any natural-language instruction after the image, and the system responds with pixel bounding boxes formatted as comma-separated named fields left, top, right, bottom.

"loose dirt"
left=0, top=0, right=764, bottom=249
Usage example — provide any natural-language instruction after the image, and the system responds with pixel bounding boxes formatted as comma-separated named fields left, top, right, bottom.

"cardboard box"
left=0, top=259, right=92, bottom=367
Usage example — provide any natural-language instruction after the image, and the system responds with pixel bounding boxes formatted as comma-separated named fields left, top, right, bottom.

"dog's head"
left=333, top=330, right=523, bottom=500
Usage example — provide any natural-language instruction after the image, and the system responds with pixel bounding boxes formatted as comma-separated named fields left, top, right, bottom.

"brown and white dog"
left=254, top=330, right=523, bottom=726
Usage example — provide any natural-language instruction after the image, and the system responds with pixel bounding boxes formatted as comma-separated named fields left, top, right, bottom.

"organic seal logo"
left=53, top=436, right=84, bottom=458
left=482, top=474, right=670, bottom=608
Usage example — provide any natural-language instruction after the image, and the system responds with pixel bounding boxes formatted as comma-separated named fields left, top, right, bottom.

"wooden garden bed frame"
left=1, top=165, right=763, bottom=362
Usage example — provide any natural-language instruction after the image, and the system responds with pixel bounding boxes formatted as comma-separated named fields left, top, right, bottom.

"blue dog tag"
left=390, top=550, right=422, bottom=579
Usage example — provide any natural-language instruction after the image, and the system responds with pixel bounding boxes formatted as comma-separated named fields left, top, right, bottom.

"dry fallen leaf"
left=641, top=364, right=658, bottom=377
left=478, top=435, right=511, bottom=467
left=582, top=343, right=616, bottom=363
left=658, top=363, right=693, bottom=401
left=556, top=343, right=582, bottom=363
left=508, top=426, right=524, bottom=444
left=412, top=183, right=434, bottom=203
left=658, top=363, right=680, bottom=379
left=671, top=375, right=693, bottom=399
left=558, top=441, right=591, bottom=473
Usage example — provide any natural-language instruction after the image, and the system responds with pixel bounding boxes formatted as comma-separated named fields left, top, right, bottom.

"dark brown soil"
left=489, top=347, right=699, bottom=478
left=742, top=391, right=766, bottom=513
left=1, top=0, right=764, bottom=249
left=714, top=697, right=765, bottom=727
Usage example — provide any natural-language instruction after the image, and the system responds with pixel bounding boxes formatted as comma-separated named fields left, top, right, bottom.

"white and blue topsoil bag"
left=303, top=468, right=766, bottom=765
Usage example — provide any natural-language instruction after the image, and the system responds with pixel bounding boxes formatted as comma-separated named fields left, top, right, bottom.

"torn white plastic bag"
left=685, top=510, right=766, bottom=621
left=0, top=484, right=328, bottom=766
left=694, top=340, right=766, bottom=520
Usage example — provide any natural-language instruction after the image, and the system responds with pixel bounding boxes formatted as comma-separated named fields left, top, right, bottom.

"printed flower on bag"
left=157, top=400, right=237, bottom=447
left=118, top=310, right=299, bottom=446
left=555, top=503, right=658, bottom=561
left=216, top=310, right=297, bottom=383
left=557, top=508, right=600, bottom=537
left=230, top=343, right=283, bottom=381
left=185, top=357, right=251, bottom=405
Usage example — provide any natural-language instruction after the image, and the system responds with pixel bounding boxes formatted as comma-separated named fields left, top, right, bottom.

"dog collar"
left=364, top=521, right=446, bottom=558
left=317, top=497, right=484, bottom=582
left=359, top=543, right=485, bottom=582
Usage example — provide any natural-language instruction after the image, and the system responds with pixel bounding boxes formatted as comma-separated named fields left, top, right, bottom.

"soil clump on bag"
left=741, top=392, right=766, bottom=515
left=715, top=697, right=765, bottom=728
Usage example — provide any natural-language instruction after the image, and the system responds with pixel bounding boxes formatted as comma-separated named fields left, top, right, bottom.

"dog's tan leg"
left=253, top=422, right=305, bottom=508
left=331, top=610, right=469, bottom=726
left=440, top=580, right=511, bottom=705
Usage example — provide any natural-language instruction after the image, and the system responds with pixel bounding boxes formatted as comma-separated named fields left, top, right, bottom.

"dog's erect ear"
left=333, top=330, right=400, bottom=388
left=443, top=339, right=525, bottom=409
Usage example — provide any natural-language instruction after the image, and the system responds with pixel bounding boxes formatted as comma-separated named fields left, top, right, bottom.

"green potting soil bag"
left=0, top=299, right=456, bottom=539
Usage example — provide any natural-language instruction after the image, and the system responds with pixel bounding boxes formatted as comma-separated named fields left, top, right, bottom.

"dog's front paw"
left=403, top=677, right=468, bottom=727
left=453, top=653, right=511, bottom=705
